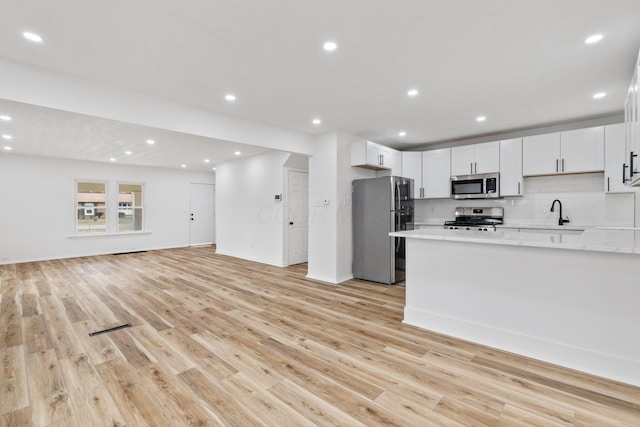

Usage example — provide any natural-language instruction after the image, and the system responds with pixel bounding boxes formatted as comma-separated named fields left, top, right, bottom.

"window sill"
left=67, top=231, right=152, bottom=238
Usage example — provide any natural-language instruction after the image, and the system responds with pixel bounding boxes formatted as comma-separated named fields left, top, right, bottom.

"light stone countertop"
left=391, top=227, right=640, bottom=255
left=413, top=221, right=591, bottom=231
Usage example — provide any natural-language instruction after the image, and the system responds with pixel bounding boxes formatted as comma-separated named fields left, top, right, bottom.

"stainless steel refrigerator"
left=352, top=176, right=414, bottom=285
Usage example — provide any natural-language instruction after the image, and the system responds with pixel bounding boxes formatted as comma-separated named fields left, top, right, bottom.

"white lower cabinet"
left=499, top=138, right=523, bottom=196
left=422, top=149, right=451, bottom=198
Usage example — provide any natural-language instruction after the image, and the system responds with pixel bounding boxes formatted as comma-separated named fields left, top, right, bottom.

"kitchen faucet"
left=550, top=199, right=570, bottom=226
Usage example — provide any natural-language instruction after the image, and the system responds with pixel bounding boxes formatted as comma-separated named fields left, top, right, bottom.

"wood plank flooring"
left=1, top=246, right=639, bottom=426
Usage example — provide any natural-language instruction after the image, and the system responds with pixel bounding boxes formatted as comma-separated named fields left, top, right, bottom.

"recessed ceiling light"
left=2, top=134, right=12, bottom=140
left=3, top=146, right=12, bottom=151
left=593, top=92, right=606, bottom=99
left=225, top=94, right=236, bottom=102
left=398, top=131, right=406, bottom=137
left=22, top=32, right=43, bottom=43
left=146, top=139, right=155, bottom=145
left=212, top=167, right=217, bottom=171
left=181, top=164, right=187, bottom=168
left=0, top=115, right=11, bottom=121
left=585, top=34, right=603, bottom=44
left=109, top=158, right=116, bottom=162
left=323, top=41, right=337, bottom=51
left=234, top=151, right=242, bottom=156
left=312, top=118, right=321, bottom=125
left=407, top=89, right=419, bottom=97
left=476, top=116, right=486, bottom=122
left=204, top=159, right=210, bottom=163
left=124, top=150, right=132, bottom=155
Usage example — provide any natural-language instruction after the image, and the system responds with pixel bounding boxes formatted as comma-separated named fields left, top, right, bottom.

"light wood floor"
left=1, top=247, right=639, bottom=426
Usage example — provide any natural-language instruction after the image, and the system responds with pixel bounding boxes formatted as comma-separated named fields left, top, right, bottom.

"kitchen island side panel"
left=403, top=237, right=640, bottom=387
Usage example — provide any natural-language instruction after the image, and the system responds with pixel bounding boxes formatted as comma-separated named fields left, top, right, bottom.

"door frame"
left=283, top=168, right=309, bottom=266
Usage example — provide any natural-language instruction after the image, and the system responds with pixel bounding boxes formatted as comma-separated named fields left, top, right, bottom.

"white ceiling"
left=0, top=98, right=270, bottom=171
left=1, top=0, right=640, bottom=169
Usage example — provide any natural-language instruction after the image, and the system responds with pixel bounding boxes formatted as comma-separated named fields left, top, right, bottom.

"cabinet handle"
left=474, top=162, right=477, bottom=174
left=470, top=163, right=473, bottom=174
left=607, top=177, right=610, bottom=192
left=420, top=188, right=424, bottom=198
left=631, top=152, right=637, bottom=178
left=517, top=182, right=521, bottom=195
left=623, top=163, right=630, bottom=183
left=556, top=159, right=559, bottom=172
left=562, top=158, right=565, bottom=172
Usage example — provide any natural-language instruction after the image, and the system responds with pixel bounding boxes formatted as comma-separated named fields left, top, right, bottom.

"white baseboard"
left=305, top=273, right=353, bottom=284
left=0, top=244, right=192, bottom=266
left=305, top=273, right=340, bottom=284
left=214, top=249, right=285, bottom=267
left=404, top=306, right=640, bottom=387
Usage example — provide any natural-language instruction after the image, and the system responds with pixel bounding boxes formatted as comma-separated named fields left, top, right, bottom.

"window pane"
left=77, top=182, right=107, bottom=234
left=118, top=183, right=143, bottom=232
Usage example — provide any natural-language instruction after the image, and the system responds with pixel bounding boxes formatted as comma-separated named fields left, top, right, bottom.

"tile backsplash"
left=414, top=172, right=636, bottom=227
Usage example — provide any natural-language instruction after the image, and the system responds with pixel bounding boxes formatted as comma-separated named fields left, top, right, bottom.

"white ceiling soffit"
left=0, top=98, right=271, bottom=171
left=0, top=0, right=639, bottom=154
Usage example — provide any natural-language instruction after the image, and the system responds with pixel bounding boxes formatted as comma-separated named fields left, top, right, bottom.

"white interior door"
left=189, top=183, right=215, bottom=246
left=287, top=170, right=308, bottom=265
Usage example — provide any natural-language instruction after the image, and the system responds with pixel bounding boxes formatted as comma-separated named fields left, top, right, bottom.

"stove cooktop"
left=444, top=206, right=504, bottom=232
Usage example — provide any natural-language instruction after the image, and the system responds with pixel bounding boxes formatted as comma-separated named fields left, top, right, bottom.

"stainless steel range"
left=444, top=207, right=503, bottom=231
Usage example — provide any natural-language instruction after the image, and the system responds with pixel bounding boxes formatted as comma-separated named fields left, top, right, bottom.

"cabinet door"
left=473, top=141, right=500, bottom=174
left=604, top=124, right=633, bottom=193
left=401, top=152, right=423, bottom=198
left=499, top=138, right=523, bottom=196
left=450, top=145, right=474, bottom=176
left=560, top=127, right=604, bottom=173
left=388, top=149, right=402, bottom=176
left=522, top=133, right=561, bottom=176
left=367, top=142, right=382, bottom=167
left=422, top=149, right=451, bottom=198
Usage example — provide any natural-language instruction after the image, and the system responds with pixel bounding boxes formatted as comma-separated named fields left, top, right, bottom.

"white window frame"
left=75, top=180, right=108, bottom=235
left=116, top=181, right=146, bottom=234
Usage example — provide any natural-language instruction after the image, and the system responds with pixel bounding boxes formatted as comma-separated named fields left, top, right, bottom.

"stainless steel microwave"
left=450, top=172, right=500, bottom=199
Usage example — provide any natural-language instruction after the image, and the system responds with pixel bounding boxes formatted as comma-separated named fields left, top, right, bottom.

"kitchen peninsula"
left=389, top=227, right=640, bottom=387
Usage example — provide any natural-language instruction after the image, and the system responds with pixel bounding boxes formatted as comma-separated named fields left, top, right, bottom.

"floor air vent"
left=88, top=323, right=132, bottom=336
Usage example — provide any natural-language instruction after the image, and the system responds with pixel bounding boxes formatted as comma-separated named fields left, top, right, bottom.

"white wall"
left=307, top=131, right=375, bottom=284
left=0, top=153, right=214, bottom=264
left=414, top=173, right=636, bottom=228
left=215, top=151, right=293, bottom=266
left=307, top=133, right=339, bottom=282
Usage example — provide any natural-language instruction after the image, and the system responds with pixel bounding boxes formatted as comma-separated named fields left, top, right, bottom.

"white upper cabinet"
left=351, top=140, right=389, bottom=170
left=522, top=127, right=604, bottom=176
left=450, top=145, right=475, bottom=175
left=499, top=138, right=523, bottom=197
left=522, top=133, right=561, bottom=176
left=380, top=146, right=401, bottom=176
left=625, top=50, right=640, bottom=186
left=401, top=151, right=423, bottom=198
left=451, top=141, right=499, bottom=176
left=473, top=141, right=501, bottom=174
left=422, top=148, right=451, bottom=198
left=560, top=127, right=604, bottom=173
left=605, top=123, right=634, bottom=193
